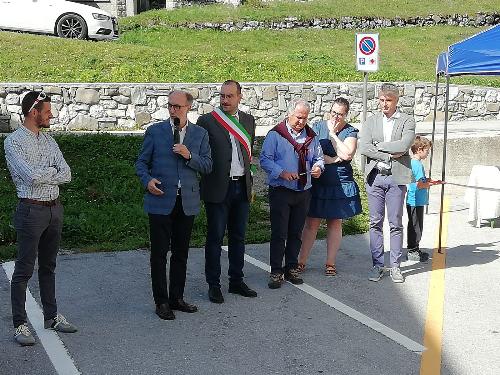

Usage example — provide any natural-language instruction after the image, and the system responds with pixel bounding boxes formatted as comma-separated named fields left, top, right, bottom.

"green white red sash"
left=212, top=107, right=252, bottom=160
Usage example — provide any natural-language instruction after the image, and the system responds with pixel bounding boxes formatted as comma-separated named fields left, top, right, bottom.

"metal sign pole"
left=362, top=72, right=368, bottom=123
left=426, top=75, right=440, bottom=214
left=360, top=71, right=369, bottom=172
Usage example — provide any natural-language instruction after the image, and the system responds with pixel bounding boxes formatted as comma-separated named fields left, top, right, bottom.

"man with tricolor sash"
left=197, top=80, right=258, bottom=304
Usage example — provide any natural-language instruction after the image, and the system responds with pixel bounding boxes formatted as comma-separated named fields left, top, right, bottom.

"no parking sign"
left=356, top=33, right=379, bottom=72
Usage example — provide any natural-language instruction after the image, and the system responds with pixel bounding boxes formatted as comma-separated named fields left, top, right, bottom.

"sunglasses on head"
left=27, top=92, right=47, bottom=113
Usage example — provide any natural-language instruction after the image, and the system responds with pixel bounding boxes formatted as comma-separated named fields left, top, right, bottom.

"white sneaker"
left=14, top=323, right=36, bottom=346
left=44, top=314, right=78, bottom=333
left=390, top=267, right=405, bottom=283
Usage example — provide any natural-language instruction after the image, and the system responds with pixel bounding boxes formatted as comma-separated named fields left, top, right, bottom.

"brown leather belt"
left=20, top=198, right=59, bottom=207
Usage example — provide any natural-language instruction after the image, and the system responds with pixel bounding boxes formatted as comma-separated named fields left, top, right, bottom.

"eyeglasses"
left=27, top=92, right=47, bottom=113
left=167, top=103, right=188, bottom=111
left=331, top=110, right=346, bottom=118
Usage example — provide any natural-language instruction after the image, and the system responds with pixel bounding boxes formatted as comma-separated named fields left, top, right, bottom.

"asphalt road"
left=1, top=185, right=499, bottom=375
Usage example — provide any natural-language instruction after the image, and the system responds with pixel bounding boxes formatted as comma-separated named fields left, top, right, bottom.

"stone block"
left=101, top=100, right=118, bottom=109
left=90, top=105, right=105, bottom=118
left=404, top=84, right=416, bottom=97
left=135, top=111, right=151, bottom=127
left=288, top=86, right=302, bottom=94
left=75, top=88, right=100, bottom=105
left=73, top=104, right=90, bottom=112
left=198, top=88, right=211, bottom=102
left=314, top=86, right=328, bottom=95
left=118, top=87, right=131, bottom=97
left=262, top=86, right=278, bottom=101
left=113, top=95, right=131, bottom=105
left=68, top=114, right=98, bottom=130
left=302, top=90, right=317, bottom=102
left=486, top=90, right=498, bottom=102
left=6, top=94, right=19, bottom=105
left=117, top=119, right=136, bottom=129
left=186, top=88, right=199, bottom=99
left=157, top=96, right=169, bottom=107
left=9, top=114, right=21, bottom=130
left=243, top=89, right=258, bottom=108
left=107, top=109, right=126, bottom=118
left=105, top=88, right=119, bottom=96
left=131, top=87, right=147, bottom=105
left=199, top=103, right=214, bottom=114
left=7, top=105, right=21, bottom=114
left=42, top=86, right=62, bottom=95
left=98, top=118, right=118, bottom=130
left=187, top=111, right=199, bottom=124
left=152, top=108, right=169, bottom=120
left=486, top=103, right=500, bottom=112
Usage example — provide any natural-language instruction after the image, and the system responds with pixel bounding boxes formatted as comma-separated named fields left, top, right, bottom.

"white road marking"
left=2, top=261, right=81, bottom=375
left=222, top=247, right=425, bottom=354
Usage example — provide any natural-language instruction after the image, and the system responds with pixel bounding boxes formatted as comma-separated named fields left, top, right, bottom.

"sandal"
left=296, top=263, right=306, bottom=274
left=325, top=264, right=337, bottom=276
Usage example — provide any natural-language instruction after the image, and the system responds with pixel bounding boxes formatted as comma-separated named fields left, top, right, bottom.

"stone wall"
left=0, top=83, right=499, bottom=132
left=151, top=13, right=500, bottom=31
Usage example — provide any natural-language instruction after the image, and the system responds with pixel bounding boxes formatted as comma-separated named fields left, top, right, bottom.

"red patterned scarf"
left=272, top=121, right=316, bottom=188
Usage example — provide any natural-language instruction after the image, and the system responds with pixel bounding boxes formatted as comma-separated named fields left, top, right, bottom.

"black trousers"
left=406, top=205, right=424, bottom=251
left=148, top=195, right=194, bottom=306
left=204, top=179, right=249, bottom=288
left=11, top=201, right=63, bottom=328
left=268, top=186, right=311, bottom=274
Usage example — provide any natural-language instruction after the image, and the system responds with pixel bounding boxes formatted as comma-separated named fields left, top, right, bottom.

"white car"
left=0, top=0, right=118, bottom=40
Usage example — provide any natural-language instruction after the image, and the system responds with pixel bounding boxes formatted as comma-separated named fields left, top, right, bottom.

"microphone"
left=173, top=117, right=180, bottom=145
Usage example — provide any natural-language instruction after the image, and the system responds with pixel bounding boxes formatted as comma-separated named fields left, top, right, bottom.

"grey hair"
left=287, top=98, right=311, bottom=115
left=379, top=83, right=400, bottom=98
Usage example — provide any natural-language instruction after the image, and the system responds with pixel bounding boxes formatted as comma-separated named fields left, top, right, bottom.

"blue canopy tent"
left=431, top=24, right=500, bottom=251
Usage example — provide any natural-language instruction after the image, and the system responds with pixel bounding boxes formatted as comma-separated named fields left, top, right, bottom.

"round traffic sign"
left=359, top=36, right=376, bottom=55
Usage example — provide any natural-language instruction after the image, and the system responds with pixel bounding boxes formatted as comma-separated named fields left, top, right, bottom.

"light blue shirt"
left=406, top=158, right=429, bottom=206
left=260, top=123, right=324, bottom=191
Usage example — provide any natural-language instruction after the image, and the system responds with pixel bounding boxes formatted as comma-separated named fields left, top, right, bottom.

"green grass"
left=120, top=0, right=499, bottom=30
left=0, top=134, right=368, bottom=261
left=1, top=26, right=499, bottom=86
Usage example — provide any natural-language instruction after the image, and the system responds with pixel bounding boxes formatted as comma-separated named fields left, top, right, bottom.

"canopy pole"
left=426, top=75, right=441, bottom=214
left=438, top=75, right=450, bottom=253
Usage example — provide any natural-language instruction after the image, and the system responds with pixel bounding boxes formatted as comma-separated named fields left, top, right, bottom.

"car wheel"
left=56, top=14, right=88, bottom=39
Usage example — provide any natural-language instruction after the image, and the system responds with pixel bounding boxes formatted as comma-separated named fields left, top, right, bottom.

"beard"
left=36, top=113, right=50, bottom=129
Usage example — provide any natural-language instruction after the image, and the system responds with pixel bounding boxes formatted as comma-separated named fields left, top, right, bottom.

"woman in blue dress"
left=297, top=97, right=362, bottom=276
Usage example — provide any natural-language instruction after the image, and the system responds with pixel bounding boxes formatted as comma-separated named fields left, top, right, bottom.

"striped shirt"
left=4, top=125, right=71, bottom=200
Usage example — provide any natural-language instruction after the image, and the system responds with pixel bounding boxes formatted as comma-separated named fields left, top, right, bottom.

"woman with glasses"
left=297, top=97, right=362, bottom=276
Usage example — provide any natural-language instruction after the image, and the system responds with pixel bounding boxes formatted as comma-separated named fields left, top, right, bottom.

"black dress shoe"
left=155, top=303, right=175, bottom=320
left=208, top=286, right=224, bottom=304
left=228, top=281, right=257, bottom=297
left=169, top=299, right=198, bottom=313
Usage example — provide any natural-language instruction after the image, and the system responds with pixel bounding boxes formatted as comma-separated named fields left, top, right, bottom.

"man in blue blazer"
left=136, top=90, right=212, bottom=320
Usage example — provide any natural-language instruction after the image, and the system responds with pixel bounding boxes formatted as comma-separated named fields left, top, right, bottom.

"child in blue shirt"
left=406, top=136, right=444, bottom=262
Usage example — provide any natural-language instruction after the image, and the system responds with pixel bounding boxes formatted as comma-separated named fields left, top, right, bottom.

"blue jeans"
left=204, top=179, right=249, bottom=288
